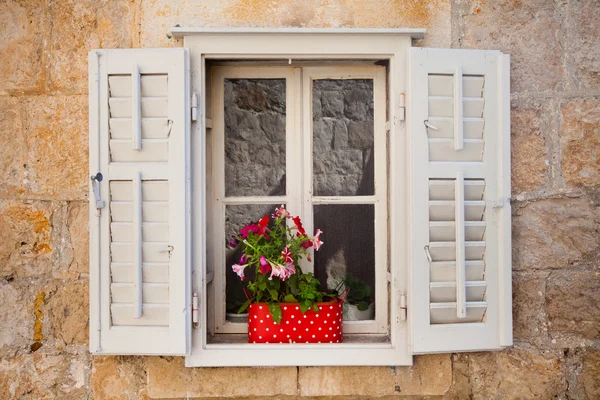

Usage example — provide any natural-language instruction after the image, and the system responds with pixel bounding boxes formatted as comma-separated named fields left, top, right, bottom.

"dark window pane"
left=224, top=79, right=286, bottom=197
left=313, top=79, right=374, bottom=196
left=313, top=205, right=375, bottom=314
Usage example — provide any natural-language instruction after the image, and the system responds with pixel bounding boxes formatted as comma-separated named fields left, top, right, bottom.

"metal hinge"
left=191, top=92, right=199, bottom=122
left=192, top=293, right=199, bottom=328
left=400, top=293, right=407, bottom=321
left=399, top=92, right=406, bottom=121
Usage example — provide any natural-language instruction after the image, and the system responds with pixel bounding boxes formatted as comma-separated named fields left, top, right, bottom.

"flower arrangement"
left=230, top=205, right=333, bottom=323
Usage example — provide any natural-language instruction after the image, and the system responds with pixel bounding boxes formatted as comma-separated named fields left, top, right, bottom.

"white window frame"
left=179, top=28, right=424, bottom=367
left=209, top=65, right=388, bottom=336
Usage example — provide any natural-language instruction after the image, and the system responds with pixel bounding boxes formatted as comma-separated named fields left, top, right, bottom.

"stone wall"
left=1, top=0, right=599, bottom=398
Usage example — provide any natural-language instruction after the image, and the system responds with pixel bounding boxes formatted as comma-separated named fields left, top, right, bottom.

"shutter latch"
left=400, top=293, right=407, bottom=321
left=90, top=173, right=105, bottom=215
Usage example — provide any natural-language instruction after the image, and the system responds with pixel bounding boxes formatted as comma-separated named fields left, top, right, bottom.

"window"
left=88, top=28, right=512, bottom=367
left=207, top=65, right=388, bottom=337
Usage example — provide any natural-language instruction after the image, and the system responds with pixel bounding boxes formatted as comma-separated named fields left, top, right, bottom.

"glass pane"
left=313, top=204, right=375, bottom=320
left=224, top=79, right=286, bottom=197
left=225, top=204, right=282, bottom=321
left=312, top=79, right=374, bottom=196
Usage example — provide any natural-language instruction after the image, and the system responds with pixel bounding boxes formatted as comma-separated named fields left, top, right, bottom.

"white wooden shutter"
left=88, top=49, right=191, bottom=355
left=408, top=48, right=512, bottom=353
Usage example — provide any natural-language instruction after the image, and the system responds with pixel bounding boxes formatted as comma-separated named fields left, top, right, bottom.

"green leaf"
left=299, top=302, right=309, bottom=313
left=258, top=281, right=267, bottom=290
left=238, top=299, right=251, bottom=314
left=306, top=293, right=315, bottom=299
left=268, top=303, right=282, bottom=324
left=269, top=289, right=279, bottom=301
left=284, top=294, right=298, bottom=303
left=357, top=300, right=370, bottom=311
left=364, top=285, right=372, bottom=298
left=354, top=288, right=365, bottom=300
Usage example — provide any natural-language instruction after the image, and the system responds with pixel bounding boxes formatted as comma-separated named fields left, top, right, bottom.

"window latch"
left=424, top=120, right=439, bottom=130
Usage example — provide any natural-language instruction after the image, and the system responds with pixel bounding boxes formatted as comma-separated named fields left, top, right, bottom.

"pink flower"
left=282, top=247, right=293, bottom=264
left=259, top=255, right=271, bottom=275
left=228, top=236, right=237, bottom=248
left=312, top=229, right=324, bottom=251
left=272, top=205, right=290, bottom=219
left=232, top=255, right=249, bottom=280
left=240, top=224, right=259, bottom=239
left=269, top=261, right=296, bottom=281
left=300, top=239, right=313, bottom=249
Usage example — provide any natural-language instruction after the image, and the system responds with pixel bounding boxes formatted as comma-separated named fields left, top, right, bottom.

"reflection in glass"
left=225, top=204, right=282, bottom=320
left=313, top=204, right=375, bottom=313
left=224, top=79, right=286, bottom=197
left=313, top=79, right=374, bottom=196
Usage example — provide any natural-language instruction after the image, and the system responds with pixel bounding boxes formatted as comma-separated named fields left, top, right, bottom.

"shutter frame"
left=89, top=48, right=191, bottom=355
left=408, top=47, right=512, bottom=353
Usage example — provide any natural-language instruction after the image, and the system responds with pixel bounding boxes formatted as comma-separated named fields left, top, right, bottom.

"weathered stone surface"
left=511, top=100, right=549, bottom=194
left=67, top=202, right=89, bottom=276
left=512, top=271, right=549, bottom=343
left=146, top=357, right=298, bottom=398
left=512, top=197, right=600, bottom=270
left=461, top=0, right=567, bottom=93
left=560, top=98, right=600, bottom=188
left=22, top=95, right=88, bottom=200
left=568, top=0, right=600, bottom=91
left=467, top=346, right=566, bottom=399
left=0, top=352, right=89, bottom=399
left=140, top=0, right=450, bottom=47
left=47, top=0, right=137, bottom=94
left=0, top=96, right=25, bottom=198
left=0, top=280, right=32, bottom=355
left=299, top=354, right=452, bottom=396
left=91, top=356, right=146, bottom=400
left=580, top=350, right=600, bottom=399
left=0, top=200, right=53, bottom=279
left=0, top=0, right=45, bottom=94
left=47, top=280, right=89, bottom=345
left=546, top=269, right=600, bottom=340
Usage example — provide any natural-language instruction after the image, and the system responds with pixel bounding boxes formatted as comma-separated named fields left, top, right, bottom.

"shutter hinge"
left=192, top=292, right=199, bottom=328
left=400, top=293, right=407, bottom=321
left=399, top=92, right=406, bottom=121
left=191, top=92, right=199, bottom=122
left=90, top=173, right=105, bottom=215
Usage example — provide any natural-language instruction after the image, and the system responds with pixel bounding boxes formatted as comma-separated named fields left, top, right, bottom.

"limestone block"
left=0, top=0, right=45, bottom=94
left=512, top=271, right=550, bottom=343
left=0, top=96, right=25, bottom=198
left=568, top=0, right=600, bottom=91
left=299, top=354, right=452, bottom=396
left=0, top=200, right=53, bottom=279
left=139, top=0, right=450, bottom=48
left=512, top=197, right=600, bottom=270
left=46, top=0, right=137, bottom=94
left=461, top=0, right=566, bottom=94
left=67, top=201, right=89, bottom=276
left=0, top=280, right=33, bottom=355
left=468, top=346, right=566, bottom=399
left=91, top=356, right=147, bottom=400
left=47, top=280, right=89, bottom=345
left=146, top=357, right=297, bottom=398
left=510, top=100, right=549, bottom=194
left=560, top=98, right=600, bottom=188
left=22, top=95, right=88, bottom=200
left=546, top=269, right=600, bottom=340
left=0, top=352, right=89, bottom=399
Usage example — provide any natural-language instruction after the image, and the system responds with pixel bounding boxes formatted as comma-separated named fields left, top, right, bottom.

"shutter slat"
left=428, top=139, right=484, bottom=162
left=428, top=97, right=484, bottom=118
left=430, top=302, right=487, bottom=324
left=110, top=118, right=171, bottom=139
left=430, top=281, right=487, bottom=302
left=111, top=223, right=170, bottom=242
left=109, top=75, right=168, bottom=97
left=109, top=140, right=169, bottom=162
left=428, top=75, right=485, bottom=97
left=111, top=304, right=169, bottom=326
left=109, top=98, right=169, bottom=118
left=111, top=263, right=170, bottom=283
left=430, top=260, right=485, bottom=282
left=110, top=202, right=169, bottom=222
left=426, top=117, right=484, bottom=139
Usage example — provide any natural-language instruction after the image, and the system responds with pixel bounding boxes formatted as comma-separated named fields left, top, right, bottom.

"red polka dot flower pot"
left=248, top=299, right=344, bottom=344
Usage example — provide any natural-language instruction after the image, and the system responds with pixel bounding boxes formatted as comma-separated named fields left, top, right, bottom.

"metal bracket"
left=191, top=92, right=199, bottom=122
left=400, top=294, right=407, bottom=321
left=424, top=120, right=439, bottom=130
left=192, top=293, right=199, bottom=328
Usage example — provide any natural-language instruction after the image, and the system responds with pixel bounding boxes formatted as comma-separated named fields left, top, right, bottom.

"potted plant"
left=336, top=275, right=374, bottom=321
left=230, top=205, right=346, bottom=343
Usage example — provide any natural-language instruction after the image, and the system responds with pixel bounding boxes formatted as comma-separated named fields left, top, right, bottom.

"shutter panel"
left=89, top=49, right=191, bottom=355
left=408, top=48, right=512, bottom=353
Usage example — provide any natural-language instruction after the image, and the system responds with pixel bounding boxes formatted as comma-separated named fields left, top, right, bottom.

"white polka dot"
left=260, top=320, right=263, bottom=323
left=293, top=328, right=296, bottom=331
left=310, top=321, right=314, bottom=324
left=329, top=340, right=333, bottom=343
left=287, top=335, right=290, bottom=338
left=266, top=341, right=269, bottom=343
left=273, top=321, right=277, bottom=325
left=291, top=315, right=295, bottom=319
left=312, top=335, right=315, bottom=338
left=259, top=306, right=263, bottom=309
left=286, top=321, right=289, bottom=324
left=303, top=315, right=307, bottom=318
left=327, top=313, right=330, bottom=317
left=266, top=314, right=270, bottom=318
left=318, top=327, right=321, bottom=330
left=306, top=328, right=309, bottom=331
left=319, top=307, right=322, bottom=310
left=306, top=341, right=309, bottom=343
left=299, top=335, right=302, bottom=339
left=253, top=341, right=256, bottom=343
left=284, top=307, right=287, bottom=310
left=330, top=306, right=333, bottom=309
left=274, top=334, right=277, bottom=338
left=325, top=334, right=328, bottom=338
left=298, top=320, right=301, bottom=324
left=333, top=334, right=336, bottom=337
left=295, top=307, right=299, bottom=310
left=266, top=328, right=269, bottom=331
left=336, top=313, right=339, bottom=316
left=259, top=336, right=262, bottom=339
left=280, top=328, right=283, bottom=332
left=329, top=327, right=332, bottom=331
left=324, top=320, right=328, bottom=324
left=318, top=341, right=321, bottom=343
left=254, top=315, right=257, bottom=319
left=315, top=314, right=319, bottom=317
left=253, top=328, right=257, bottom=331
